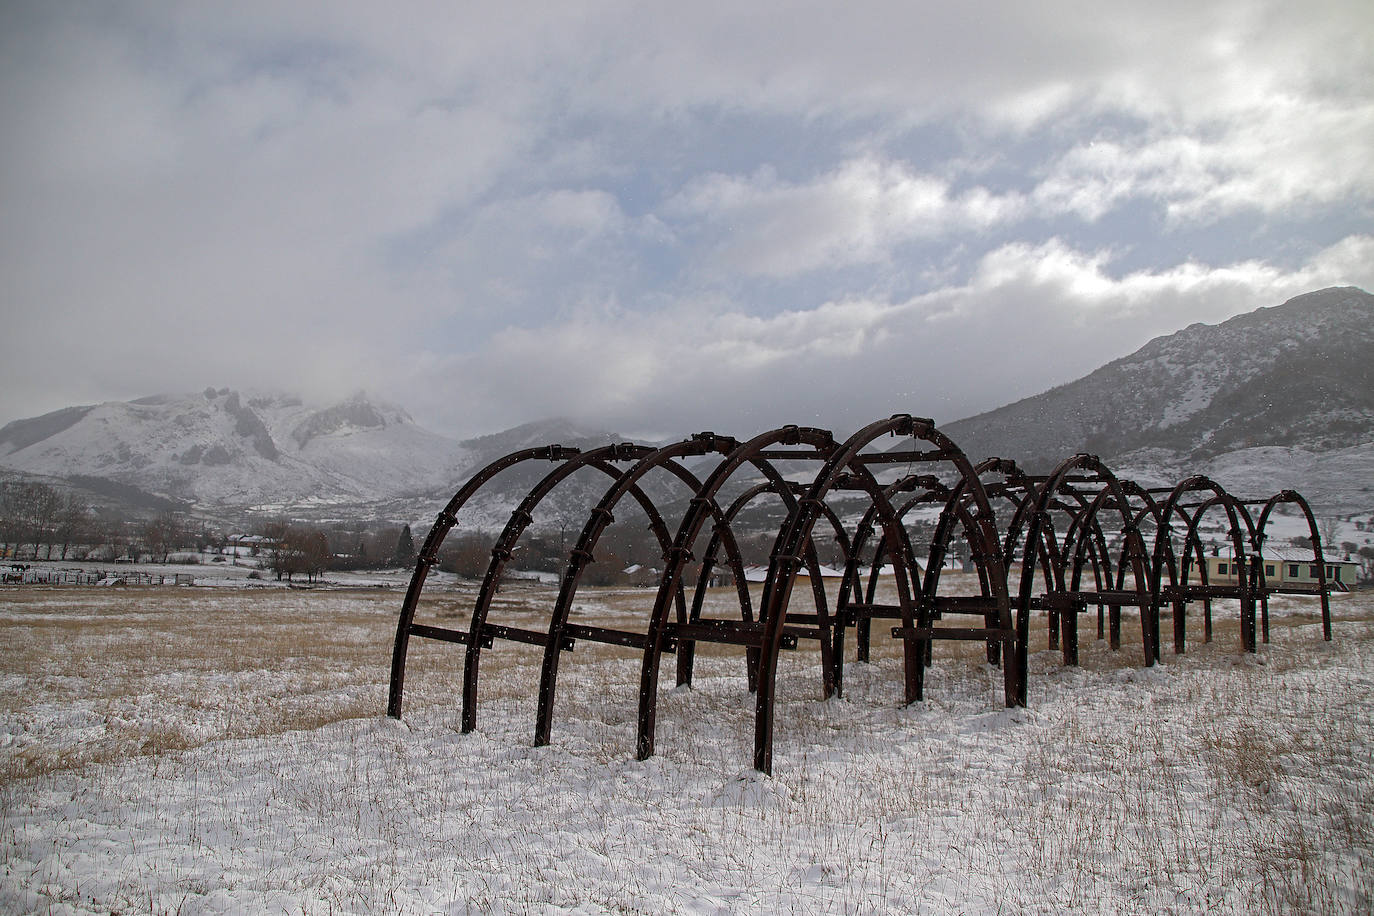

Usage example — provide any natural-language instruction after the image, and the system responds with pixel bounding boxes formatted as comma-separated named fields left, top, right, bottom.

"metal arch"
left=1000, top=466, right=1094, bottom=665
left=904, top=458, right=1035, bottom=671
left=1061, top=481, right=1130, bottom=648
left=1115, top=485, right=1209, bottom=651
left=988, top=459, right=1090, bottom=659
left=834, top=474, right=1003, bottom=689
left=818, top=449, right=999, bottom=695
left=1047, top=484, right=1119, bottom=663
left=921, top=473, right=1011, bottom=663
left=387, top=444, right=581, bottom=719
left=635, top=424, right=840, bottom=763
left=389, top=419, right=1332, bottom=775
left=835, top=474, right=949, bottom=684
left=1012, top=455, right=1155, bottom=706
left=673, top=461, right=850, bottom=695
left=533, top=432, right=746, bottom=748
left=753, top=418, right=917, bottom=774
left=459, top=443, right=663, bottom=734
left=1175, top=492, right=1256, bottom=651
left=754, top=415, right=1009, bottom=773
left=680, top=478, right=796, bottom=693
left=988, top=460, right=1057, bottom=586
left=1254, top=489, right=1333, bottom=641
left=1059, top=487, right=1117, bottom=598
left=1056, top=476, right=1163, bottom=654
left=1150, top=476, right=1260, bottom=654
left=677, top=479, right=776, bottom=692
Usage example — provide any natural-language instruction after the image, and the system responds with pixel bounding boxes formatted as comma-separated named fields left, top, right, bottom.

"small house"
left=1198, top=551, right=1357, bottom=590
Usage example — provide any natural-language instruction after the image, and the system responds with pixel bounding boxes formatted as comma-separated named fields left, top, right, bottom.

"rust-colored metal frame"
left=388, top=423, right=1338, bottom=773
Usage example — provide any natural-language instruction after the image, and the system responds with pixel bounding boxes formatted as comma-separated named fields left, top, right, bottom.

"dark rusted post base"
left=1173, top=597, right=1187, bottom=654
left=1061, top=609, right=1079, bottom=666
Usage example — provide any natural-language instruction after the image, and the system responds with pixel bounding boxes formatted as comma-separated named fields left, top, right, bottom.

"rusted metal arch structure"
left=641, top=416, right=1014, bottom=773
left=388, top=440, right=701, bottom=732
left=836, top=454, right=1025, bottom=714
left=744, top=416, right=1012, bottom=772
left=1168, top=489, right=1257, bottom=651
left=1051, top=476, right=1167, bottom=654
left=529, top=433, right=761, bottom=748
left=1155, top=485, right=1334, bottom=650
left=389, top=415, right=1013, bottom=774
left=802, top=472, right=938, bottom=697
left=390, top=424, right=1339, bottom=774
left=1049, top=475, right=1137, bottom=658
left=388, top=443, right=582, bottom=720
left=1010, top=455, right=1157, bottom=704
left=991, top=458, right=1107, bottom=665
left=1253, top=489, right=1333, bottom=642
left=663, top=460, right=864, bottom=702
left=836, top=468, right=1008, bottom=687
left=1150, top=476, right=1262, bottom=656
left=630, top=420, right=910, bottom=772
left=835, top=472, right=945, bottom=681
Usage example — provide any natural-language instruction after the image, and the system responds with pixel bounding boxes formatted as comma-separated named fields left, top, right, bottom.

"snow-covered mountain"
left=0, top=389, right=473, bottom=512
left=943, top=286, right=1374, bottom=511
left=4, top=286, right=1372, bottom=520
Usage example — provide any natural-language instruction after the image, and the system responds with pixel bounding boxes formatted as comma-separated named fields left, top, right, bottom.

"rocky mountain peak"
left=944, top=286, right=1374, bottom=473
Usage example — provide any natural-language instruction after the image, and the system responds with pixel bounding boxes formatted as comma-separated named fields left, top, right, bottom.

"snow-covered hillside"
left=0, top=389, right=473, bottom=511
left=945, top=286, right=1374, bottom=482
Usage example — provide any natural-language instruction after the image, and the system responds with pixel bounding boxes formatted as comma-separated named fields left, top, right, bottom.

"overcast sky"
left=2, top=2, right=1371, bottom=441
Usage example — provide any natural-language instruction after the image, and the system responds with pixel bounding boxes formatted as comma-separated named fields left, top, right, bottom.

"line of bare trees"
left=260, top=521, right=331, bottom=583
left=0, top=483, right=223, bottom=564
left=0, top=482, right=92, bottom=560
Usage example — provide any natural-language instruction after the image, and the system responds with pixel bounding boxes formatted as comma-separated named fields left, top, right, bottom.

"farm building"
left=1198, top=551, right=1358, bottom=591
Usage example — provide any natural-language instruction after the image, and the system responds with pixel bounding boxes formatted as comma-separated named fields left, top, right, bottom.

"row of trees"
left=429, top=512, right=862, bottom=586
left=0, top=481, right=424, bottom=579
left=8, top=476, right=1370, bottom=587
left=0, top=482, right=230, bottom=563
left=0, top=482, right=88, bottom=561
left=257, top=521, right=419, bottom=582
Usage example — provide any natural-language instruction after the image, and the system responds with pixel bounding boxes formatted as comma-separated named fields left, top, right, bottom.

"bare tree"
left=299, top=529, right=331, bottom=583
left=265, top=524, right=332, bottom=583
left=0, top=485, right=18, bottom=558
left=53, top=495, right=88, bottom=560
left=143, top=512, right=183, bottom=563
left=1319, top=516, right=1342, bottom=553
left=262, top=520, right=294, bottom=580
left=1359, top=546, right=1374, bottom=583
left=13, top=483, right=63, bottom=559
left=438, top=533, right=491, bottom=579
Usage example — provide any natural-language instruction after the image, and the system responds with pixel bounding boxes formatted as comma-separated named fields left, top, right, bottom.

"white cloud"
left=404, top=235, right=1374, bottom=437
left=1033, top=102, right=1374, bottom=224
left=668, top=158, right=1024, bottom=277
left=0, top=1, right=1370, bottom=437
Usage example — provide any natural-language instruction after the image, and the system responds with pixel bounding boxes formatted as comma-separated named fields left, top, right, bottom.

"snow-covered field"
left=1, top=582, right=1371, bottom=914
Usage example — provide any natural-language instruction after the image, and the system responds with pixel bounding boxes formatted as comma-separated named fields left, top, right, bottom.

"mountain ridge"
left=0, top=388, right=471, bottom=512
left=944, top=286, right=1374, bottom=470
left=2, top=286, right=1371, bottom=519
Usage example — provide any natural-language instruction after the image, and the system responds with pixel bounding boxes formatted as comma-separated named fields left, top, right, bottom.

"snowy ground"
left=1, top=582, right=1371, bottom=914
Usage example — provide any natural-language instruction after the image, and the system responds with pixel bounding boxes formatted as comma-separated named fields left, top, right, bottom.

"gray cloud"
left=403, top=236, right=1374, bottom=438
left=1, top=1, right=1370, bottom=441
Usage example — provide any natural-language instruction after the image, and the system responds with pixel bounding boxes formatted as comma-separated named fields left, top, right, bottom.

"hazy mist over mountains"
left=1, top=287, right=1371, bottom=519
